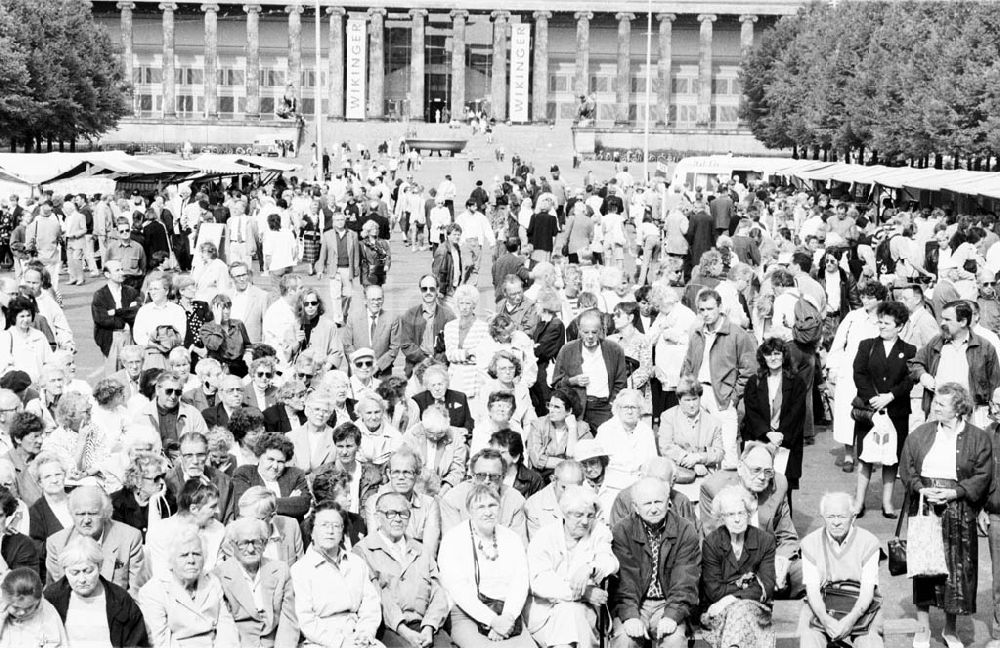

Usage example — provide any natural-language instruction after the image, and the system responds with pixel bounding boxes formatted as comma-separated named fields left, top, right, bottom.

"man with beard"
left=699, top=442, right=803, bottom=599
left=910, top=299, right=1000, bottom=427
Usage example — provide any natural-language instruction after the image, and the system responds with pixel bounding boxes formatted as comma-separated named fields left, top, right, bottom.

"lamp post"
left=314, top=0, right=323, bottom=179
left=642, top=0, right=652, bottom=181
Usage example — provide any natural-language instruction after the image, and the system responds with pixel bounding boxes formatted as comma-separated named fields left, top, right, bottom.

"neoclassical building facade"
left=95, top=0, right=804, bottom=129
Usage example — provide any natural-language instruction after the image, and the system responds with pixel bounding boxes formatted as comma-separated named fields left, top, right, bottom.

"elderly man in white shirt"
left=454, top=199, right=496, bottom=286
left=132, top=274, right=187, bottom=346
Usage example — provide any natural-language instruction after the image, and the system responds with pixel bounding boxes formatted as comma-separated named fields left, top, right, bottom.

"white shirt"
left=239, top=563, right=268, bottom=613
left=36, top=291, right=73, bottom=347
left=262, top=298, right=297, bottom=365
left=64, top=591, right=113, bottom=648
left=580, top=344, right=610, bottom=399
left=974, top=325, right=1000, bottom=356
left=132, top=301, right=187, bottom=346
left=935, top=339, right=970, bottom=392
left=921, top=422, right=961, bottom=480
left=454, top=210, right=496, bottom=247
left=594, top=418, right=658, bottom=493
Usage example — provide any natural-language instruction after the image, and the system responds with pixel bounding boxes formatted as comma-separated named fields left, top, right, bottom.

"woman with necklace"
left=173, top=275, right=212, bottom=354
left=440, top=484, right=534, bottom=648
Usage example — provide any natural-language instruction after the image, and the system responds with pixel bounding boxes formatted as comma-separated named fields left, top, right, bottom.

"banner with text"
left=509, top=24, right=531, bottom=123
left=345, top=18, right=367, bottom=119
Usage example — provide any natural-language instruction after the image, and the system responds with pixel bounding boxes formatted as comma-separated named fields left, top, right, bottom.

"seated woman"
left=525, top=485, right=619, bottom=648
left=42, top=392, right=110, bottom=487
left=354, top=391, right=402, bottom=467
left=0, top=568, right=68, bottom=647
left=111, top=450, right=176, bottom=540
left=289, top=500, right=384, bottom=648
left=573, top=440, right=617, bottom=520
left=145, top=479, right=226, bottom=580
left=28, top=453, right=73, bottom=559
left=700, top=485, right=776, bottom=648
left=43, top=536, right=148, bottom=648
left=474, top=315, right=538, bottom=393
left=232, top=432, right=310, bottom=521
left=439, top=483, right=535, bottom=648
left=473, top=350, right=535, bottom=433
left=261, top=379, right=308, bottom=433
left=138, top=525, right=239, bottom=647
left=658, top=376, right=724, bottom=492
left=206, top=428, right=237, bottom=477
left=526, top=389, right=592, bottom=480
left=236, top=486, right=304, bottom=567
left=310, top=466, right=369, bottom=549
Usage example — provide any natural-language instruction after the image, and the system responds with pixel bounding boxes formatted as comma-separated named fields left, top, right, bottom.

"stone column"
left=739, top=14, right=757, bottom=51
left=490, top=11, right=509, bottom=121
left=202, top=4, right=219, bottom=118
left=532, top=11, right=551, bottom=123
left=656, top=13, right=675, bottom=126
left=159, top=3, right=177, bottom=118
left=696, top=14, right=716, bottom=127
left=327, top=7, right=345, bottom=120
left=574, top=12, right=592, bottom=97
left=614, top=13, right=634, bottom=125
left=409, top=10, right=427, bottom=121
left=287, top=4, right=304, bottom=106
left=368, top=8, right=386, bottom=118
left=117, top=2, right=135, bottom=88
left=450, top=10, right=467, bottom=119
left=244, top=4, right=261, bottom=118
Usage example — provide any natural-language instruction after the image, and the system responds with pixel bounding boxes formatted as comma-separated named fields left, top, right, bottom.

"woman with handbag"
left=700, top=485, right=776, bottom=648
left=439, top=483, right=534, bottom=648
left=899, top=383, right=992, bottom=648
left=798, top=491, right=883, bottom=648
left=851, top=300, right=916, bottom=519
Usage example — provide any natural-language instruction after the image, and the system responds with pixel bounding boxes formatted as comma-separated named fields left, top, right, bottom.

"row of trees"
left=739, top=1, right=1000, bottom=169
left=0, top=0, right=129, bottom=152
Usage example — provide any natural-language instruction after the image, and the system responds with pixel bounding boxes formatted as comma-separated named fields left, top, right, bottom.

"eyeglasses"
left=235, top=539, right=266, bottom=550
left=824, top=514, right=853, bottom=522
left=296, top=372, right=314, bottom=380
left=745, top=466, right=775, bottom=479
left=389, top=469, right=416, bottom=479
left=314, top=521, right=344, bottom=531
left=420, top=286, right=437, bottom=292
left=142, top=473, right=167, bottom=482
left=231, top=273, right=249, bottom=280
left=256, top=372, right=273, bottom=378
left=162, top=388, right=182, bottom=396
left=354, top=360, right=373, bottom=368
left=378, top=509, right=412, bottom=520
left=473, top=472, right=503, bottom=483
left=303, top=300, right=319, bottom=306
left=721, top=511, right=749, bottom=520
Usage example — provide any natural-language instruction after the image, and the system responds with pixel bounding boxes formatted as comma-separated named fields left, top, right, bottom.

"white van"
left=670, top=155, right=797, bottom=192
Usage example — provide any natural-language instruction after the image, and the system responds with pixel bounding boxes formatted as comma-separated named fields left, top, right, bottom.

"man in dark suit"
left=90, top=260, right=141, bottom=376
left=699, top=442, right=803, bottom=598
left=709, top=183, right=735, bottom=237
left=166, top=431, right=236, bottom=523
left=409, top=364, right=474, bottom=437
left=343, top=285, right=401, bottom=378
left=202, top=375, right=249, bottom=429
left=551, top=311, right=628, bottom=430
left=398, top=275, right=455, bottom=377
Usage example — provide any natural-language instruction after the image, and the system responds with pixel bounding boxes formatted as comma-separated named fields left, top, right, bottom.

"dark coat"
left=909, top=332, right=1000, bottom=413
left=91, top=284, right=141, bottom=357
left=2, top=532, right=40, bottom=574
left=551, top=339, right=628, bottom=418
left=741, top=370, right=808, bottom=485
left=398, top=302, right=456, bottom=377
left=900, top=420, right=993, bottom=512
left=532, top=317, right=566, bottom=369
left=44, top=575, right=150, bottom=648
left=110, top=487, right=177, bottom=541
left=165, top=465, right=236, bottom=523
left=412, top=389, right=474, bottom=435
left=854, top=337, right=916, bottom=420
left=815, top=267, right=861, bottom=316
left=431, top=243, right=463, bottom=297
left=687, top=209, right=715, bottom=266
left=709, top=195, right=735, bottom=231
left=611, top=510, right=701, bottom=625
left=232, top=465, right=311, bottom=520
left=262, top=403, right=305, bottom=433
left=700, top=525, right=776, bottom=606
left=527, top=212, right=559, bottom=252
left=29, top=496, right=67, bottom=546
left=512, top=462, right=545, bottom=500
left=491, top=252, right=532, bottom=300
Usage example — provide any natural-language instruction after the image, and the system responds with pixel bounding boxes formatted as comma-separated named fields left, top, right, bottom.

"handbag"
left=809, top=539, right=882, bottom=636
left=850, top=395, right=875, bottom=424
left=471, top=527, right=523, bottom=637
left=887, top=491, right=908, bottom=576
left=906, top=491, right=949, bottom=578
left=858, top=411, right=898, bottom=466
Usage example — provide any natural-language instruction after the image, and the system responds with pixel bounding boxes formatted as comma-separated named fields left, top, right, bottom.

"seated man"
left=214, top=517, right=298, bottom=647
left=798, top=492, right=883, bottom=648
left=407, top=364, right=474, bottom=439
left=608, top=458, right=698, bottom=533
left=400, top=404, right=468, bottom=497
left=611, top=478, right=700, bottom=648
left=165, top=431, right=236, bottom=523
left=490, top=429, right=545, bottom=500
left=183, top=357, right=223, bottom=412
left=439, top=448, right=527, bottom=545
left=364, top=446, right=441, bottom=556
left=525, top=459, right=584, bottom=539
left=526, top=485, right=618, bottom=648
left=700, top=442, right=802, bottom=598
left=45, top=485, right=146, bottom=597
left=354, top=492, right=452, bottom=648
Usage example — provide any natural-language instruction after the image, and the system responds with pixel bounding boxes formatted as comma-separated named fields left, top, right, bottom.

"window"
left=176, top=68, right=203, bottom=86
left=301, top=98, right=314, bottom=114
left=549, top=75, right=567, bottom=93
left=630, top=77, right=649, bottom=94
left=559, top=102, right=577, bottom=119
left=218, top=69, right=245, bottom=86
left=673, top=104, right=697, bottom=125
left=671, top=77, right=689, bottom=94
left=261, top=69, right=285, bottom=87
left=260, top=97, right=275, bottom=114
left=716, top=105, right=739, bottom=124
left=134, top=67, right=162, bottom=85
left=176, top=95, right=203, bottom=113
left=218, top=96, right=235, bottom=113
left=138, top=94, right=155, bottom=111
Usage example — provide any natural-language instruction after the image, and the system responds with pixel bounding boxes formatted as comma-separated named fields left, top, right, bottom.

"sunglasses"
left=296, top=372, right=314, bottom=380
left=162, top=388, right=182, bottom=396
left=256, top=372, right=273, bottom=378
left=419, top=286, right=437, bottom=292
left=354, top=360, right=374, bottom=368
left=303, top=300, right=319, bottom=306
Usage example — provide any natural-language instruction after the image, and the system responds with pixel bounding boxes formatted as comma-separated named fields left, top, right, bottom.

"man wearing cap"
left=552, top=311, right=628, bottom=430
left=399, top=276, right=455, bottom=378
left=343, top=285, right=400, bottom=379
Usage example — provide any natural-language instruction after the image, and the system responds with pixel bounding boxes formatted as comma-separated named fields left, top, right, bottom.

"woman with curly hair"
left=360, top=219, right=391, bottom=287
left=111, top=450, right=175, bottom=540
left=41, top=392, right=108, bottom=484
left=90, top=377, right=127, bottom=455
left=232, top=432, right=310, bottom=521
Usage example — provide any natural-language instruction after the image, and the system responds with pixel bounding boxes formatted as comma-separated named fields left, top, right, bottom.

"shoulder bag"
left=470, top=526, right=523, bottom=637
left=808, top=532, right=882, bottom=637
left=886, top=491, right=908, bottom=576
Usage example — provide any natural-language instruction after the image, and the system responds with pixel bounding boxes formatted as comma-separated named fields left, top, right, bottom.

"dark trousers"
left=650, top=378, right=678, bottom=427
left=584, top=396, right=613, bottom=430
left=789, top=341, right=817, bottom=439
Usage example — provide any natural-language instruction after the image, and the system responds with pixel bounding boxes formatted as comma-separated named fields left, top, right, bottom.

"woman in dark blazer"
left=741, top=337, right=807, bottom=509
left=814, top=248, right=861, bottom=349
left=231, top=433, right=311, bottom=521
left=262, top=379, right=307, bottom=433
left=700, top=484, right=776, bottom=648
left=852, top=300, right=916, bottom=518
left=530, top=290, right=566, bottom=415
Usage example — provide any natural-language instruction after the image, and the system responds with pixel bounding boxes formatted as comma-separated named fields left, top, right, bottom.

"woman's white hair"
left=354, top=390, right=386, bottom=413
left=453, top=284, right=480, bottom=305
left=122, top=424, right=164, bottom=454
left=558, top=484, right=599, bottom=516
left=612, top=388, right=644, bottom=413
left=167, top=524, right=206, bottom=563
left=238, top=486, right=278, bottom=519
left=711, top=484, right=755, bottom=518
left=58, top=535, right=104, bottom=570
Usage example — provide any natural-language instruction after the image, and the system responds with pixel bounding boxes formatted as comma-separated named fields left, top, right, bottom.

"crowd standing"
left=0, top=142, right=999, bottom=648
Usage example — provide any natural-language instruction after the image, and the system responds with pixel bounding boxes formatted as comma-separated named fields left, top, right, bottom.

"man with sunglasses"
left=699, top=442, right=803, bottom=599
left=102, top=217, right=146, bottom=291
left=137, top=371, right=208, bottom=446
left=348, top=348, right=381, bottom=399
left=399, top=275, right=455, bottom=378
left=203, top=375, right=251, bottom=429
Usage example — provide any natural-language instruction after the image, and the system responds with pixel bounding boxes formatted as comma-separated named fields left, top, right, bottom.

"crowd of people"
left=0, top=146, right=998, bottom=648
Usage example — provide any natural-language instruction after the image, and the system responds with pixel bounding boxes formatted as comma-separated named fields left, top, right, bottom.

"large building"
left=93, top=0, right=804, bottom=146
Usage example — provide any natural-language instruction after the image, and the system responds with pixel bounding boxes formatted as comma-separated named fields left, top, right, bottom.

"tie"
left=370, top=316, right=377, bottom=344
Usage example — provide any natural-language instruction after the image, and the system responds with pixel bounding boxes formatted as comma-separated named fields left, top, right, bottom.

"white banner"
left=345, top=18, right=367, bottom=120
left=509, top=24, right=531, bottom=123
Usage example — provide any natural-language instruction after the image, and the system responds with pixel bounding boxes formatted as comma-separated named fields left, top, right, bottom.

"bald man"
left=610, top=478, right=700, bottom=648
left=525, top=459, right=585, bottom=539
left=91, top=259, right=141, bottom=376
left=607, top=457, right=698, bottom=532
left=45, top=485, right=147, bottom=596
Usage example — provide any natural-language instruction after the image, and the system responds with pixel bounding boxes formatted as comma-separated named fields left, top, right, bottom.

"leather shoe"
left=842, top=460, right=856, bottom=473
left=882, top=509, right=898, bottom=519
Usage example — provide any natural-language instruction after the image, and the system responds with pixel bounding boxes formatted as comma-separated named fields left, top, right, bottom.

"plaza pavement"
left=41, top=124, right=998, bottom=646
